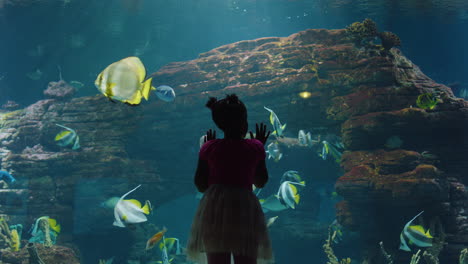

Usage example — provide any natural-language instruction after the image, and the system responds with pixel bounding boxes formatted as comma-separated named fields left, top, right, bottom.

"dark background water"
left=0, top=0, right=467, bottom=106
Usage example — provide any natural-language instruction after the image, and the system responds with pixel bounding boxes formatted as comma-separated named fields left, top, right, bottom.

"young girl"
left=187, top=94, right=274, bottom=264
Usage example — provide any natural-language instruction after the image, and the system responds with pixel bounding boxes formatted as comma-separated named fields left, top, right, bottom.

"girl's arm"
left=254, top=160, right=268, bottom=188
left=194, top=158, right=209, bottom=192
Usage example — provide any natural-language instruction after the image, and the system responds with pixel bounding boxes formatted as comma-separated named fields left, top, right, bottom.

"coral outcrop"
left=1, top=243, right=80, bottom=264
left=43, top=80, right=76, bottom=100
left=0, top=21, right=466, bottom=263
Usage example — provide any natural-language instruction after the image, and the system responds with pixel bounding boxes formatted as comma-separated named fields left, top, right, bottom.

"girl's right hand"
left=249, top=123, right=270, bottom=145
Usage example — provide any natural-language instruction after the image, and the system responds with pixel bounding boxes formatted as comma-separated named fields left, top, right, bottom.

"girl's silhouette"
left=187, top=94, right=273, bottom=264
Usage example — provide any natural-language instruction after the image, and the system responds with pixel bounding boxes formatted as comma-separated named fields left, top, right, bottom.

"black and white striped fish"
left=399, top=211, right=433, bottom=251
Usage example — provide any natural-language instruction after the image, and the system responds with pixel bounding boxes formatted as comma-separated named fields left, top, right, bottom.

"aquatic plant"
left=460, top=248, right=468, bottom=264
left=416, top=93, right=438, bottom=110
left=0, top=217, right=21, bottom=251
left=379, top=241, right=394, bottom=264
left=410, top=250, right=422, bottom=264
left=27, top=243, right=46, bottom=264
left=98, top=257, right=114, bottom=264
left=345, top=18, right=378, bottom=46
left=423, top=251, right=439, bottom=264
left=323, top=226, right=351, bottom=264
left=29, top=216, right=58, bottom=247
left=378, top=31, right=401, bottom=50
left=425, top=217, right=446, bottom=259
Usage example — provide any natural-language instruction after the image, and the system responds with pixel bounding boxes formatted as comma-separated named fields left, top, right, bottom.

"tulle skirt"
left=186, top=184, right=274, bottom=264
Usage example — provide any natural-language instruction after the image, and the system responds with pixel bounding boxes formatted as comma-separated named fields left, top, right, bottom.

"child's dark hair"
left=206, top=94, right=247, bottom=133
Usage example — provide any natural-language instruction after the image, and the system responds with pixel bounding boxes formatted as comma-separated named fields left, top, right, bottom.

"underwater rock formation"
left=43, top=80, right=76, bottom=100
left=1, top=243, right=80, bottom=264
left=0, top=24, right=466, bottom=262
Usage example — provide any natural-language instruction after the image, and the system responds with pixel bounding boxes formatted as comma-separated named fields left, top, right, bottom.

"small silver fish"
left=266, top=216, right=278, bottom=227
left=266, top=141, right=282, bottom=162
left=155, top=85, right=176, bottom=102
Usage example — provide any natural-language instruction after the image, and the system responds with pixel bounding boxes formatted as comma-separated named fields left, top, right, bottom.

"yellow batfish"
left=95, top=56, right=154, bottom=106
left=146, top=227, right=167, bottom=250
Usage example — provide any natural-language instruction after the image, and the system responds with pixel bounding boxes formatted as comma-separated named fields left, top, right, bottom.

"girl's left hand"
left=205, top=129, right=216, bottom=143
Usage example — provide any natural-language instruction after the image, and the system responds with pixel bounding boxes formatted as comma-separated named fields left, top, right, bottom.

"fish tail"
left=142, top=200, right=151, bottom=215
left=141, top=78, right=153, bottom=101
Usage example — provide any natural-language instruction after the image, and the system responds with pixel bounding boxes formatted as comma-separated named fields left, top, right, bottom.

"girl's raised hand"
left=249, top=123, right=270, bottom=145
left=205, top=129, right=216, bottom=143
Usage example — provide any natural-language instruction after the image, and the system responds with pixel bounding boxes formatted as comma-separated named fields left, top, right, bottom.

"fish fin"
left=151, top=86, right=156, bottom=91
left=281, top=123, right=287, bottom=130
left=124, top=90, right=143, bottom=105
left=259, top=199, right=265, bottom=203
left=141, top=78, right=153, bottom=101
left=105, top=82, right=116, bottom=97
left=55, top=130, right=71, bottom=141
left=48, top=218, right=61, bottom=233
left=126, top=199, right=142, bottom=208
left=113, top=220, right=125, bottom=228
left=124, top=102, right=140, bottom=107
left=158, top=240, right=165, bottom=251
left=72, top=136, right=80, bottom=150
left=425, top=229, right=433, bottom=238
left=277, top=153, right=282, bottom=161
left=272, top=130, right=277, bottom=135
left=294, top=193, right=300, bottom=204
left=141, top=200, right=151, bottom=215
left=289, top=183, right=298, bottom=195
left=55, top=124, right=75, bottom=132
left=300, top=181, right=306, bottom=185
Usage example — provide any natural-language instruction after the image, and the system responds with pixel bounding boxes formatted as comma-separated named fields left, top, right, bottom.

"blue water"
left=0, top=0, right=467, bottom=263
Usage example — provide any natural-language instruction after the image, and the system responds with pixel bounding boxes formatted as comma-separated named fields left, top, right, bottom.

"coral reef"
left=345, top=18, right=378, bottom=46
left=1, top=101, right=20, bottom=111
left=323, top=226, right=351, bottom=264
left=43, top=80, right=76, bottom=100
left=27, top=243, right=45, bottom=264
left=1, top=243, right=80, bottom=264
left=378, top=31, right=401, bottom=51
left=346, top=18, right=402, bottom=53
left=0, top=217, right=20, bottom=252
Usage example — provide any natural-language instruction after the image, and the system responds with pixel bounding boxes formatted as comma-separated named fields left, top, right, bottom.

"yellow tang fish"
left=95, top=56, right=154, bottom=106
left=146, top=227, right=167, bottom=250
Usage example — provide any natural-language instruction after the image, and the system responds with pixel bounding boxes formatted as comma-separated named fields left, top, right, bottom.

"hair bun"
left=225, top=94, right=239, bottom=104
left=206, top=97, right=218, bottom=109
